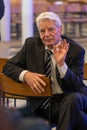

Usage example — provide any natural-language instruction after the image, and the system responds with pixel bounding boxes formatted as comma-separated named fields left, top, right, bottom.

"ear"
left=60, top=25, right=62, bottom=33
left=58, top=25, right=62, bottom=34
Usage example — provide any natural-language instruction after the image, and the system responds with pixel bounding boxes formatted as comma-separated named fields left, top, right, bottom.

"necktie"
left=45, top=49, right=52, bottom=78
left=40, top=49, right=52, bottom=110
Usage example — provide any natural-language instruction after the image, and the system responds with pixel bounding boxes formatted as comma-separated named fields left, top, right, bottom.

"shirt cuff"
left=57, top=62, right=68, bottom=78
left=19, top=70, right=28, bottom=82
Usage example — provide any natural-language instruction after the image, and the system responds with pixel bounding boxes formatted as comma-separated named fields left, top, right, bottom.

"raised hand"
left=53, top=39, right=69, bottom=66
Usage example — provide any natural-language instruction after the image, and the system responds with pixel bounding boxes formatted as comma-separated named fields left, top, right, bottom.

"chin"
left=45, top=42, right=53, bottom=46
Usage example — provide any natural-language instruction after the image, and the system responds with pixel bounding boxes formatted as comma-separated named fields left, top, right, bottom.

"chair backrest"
left=0, top=58, right=8, bottom=73
left=84, top=63, right=87, bottom=80
left=65, top=3, right=81, bottom=13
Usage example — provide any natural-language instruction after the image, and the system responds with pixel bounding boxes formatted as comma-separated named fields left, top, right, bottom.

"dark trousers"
left=35, top=92, right=87, bottom=130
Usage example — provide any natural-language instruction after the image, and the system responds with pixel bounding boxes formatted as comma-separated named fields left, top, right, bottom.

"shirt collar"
left=45, top=40, right=61, bottom=53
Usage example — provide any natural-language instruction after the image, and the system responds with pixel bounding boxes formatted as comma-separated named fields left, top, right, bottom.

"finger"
left=31, top=84, right=38, bottom=94
left=53, top=45, right=59, bottom=52
left=33, top=83, right=44, bottom=94
left=35, top=80, right=45, bottom=92
left=36, top=76, right=46, bottom=86
left=61, top=39, right=69, bottom=50
left=35, top=73, right=45, bottom=77
left=66, top=43, right=69, bottom=52
left=28, top=76, right=45, bottom=93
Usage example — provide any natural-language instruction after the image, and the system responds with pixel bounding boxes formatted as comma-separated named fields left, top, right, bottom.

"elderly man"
left=3, top=12, right=87, bottom=130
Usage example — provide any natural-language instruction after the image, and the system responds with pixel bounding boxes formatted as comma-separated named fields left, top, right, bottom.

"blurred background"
left=0, top=0, right=87, bottom=60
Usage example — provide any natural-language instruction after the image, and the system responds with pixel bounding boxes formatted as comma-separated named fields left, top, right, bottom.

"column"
left=21, top=0, right=34, bottom=44
left=1, top=0, right=11, bottom=42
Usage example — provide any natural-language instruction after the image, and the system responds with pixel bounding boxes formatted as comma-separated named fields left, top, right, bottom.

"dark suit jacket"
left=3, top=35, right=86, bottom=111
left=0, top=0, right=4, bottom=20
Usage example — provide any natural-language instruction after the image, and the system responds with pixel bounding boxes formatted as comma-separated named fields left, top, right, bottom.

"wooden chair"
left=0, top=58, right=87, bottom=101
left=0, top=58, right=8, bottom=73
left=84, top=63, right=87, bottom=80
left=0, top=58, right=52, bottom=110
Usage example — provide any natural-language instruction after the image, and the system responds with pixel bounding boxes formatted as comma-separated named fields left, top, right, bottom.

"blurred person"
left=0, top=106, right=21, bottom=130
left=3, top=12, right=87, bottom=130
left=0, top=0, right=4, bottom=20
left=0, top=106, right=49, bottom=130
left=0, top=0, right=4, bottom=40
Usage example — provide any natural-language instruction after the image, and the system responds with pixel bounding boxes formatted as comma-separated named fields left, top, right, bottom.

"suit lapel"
left=35, top=43, right=45, bottom=74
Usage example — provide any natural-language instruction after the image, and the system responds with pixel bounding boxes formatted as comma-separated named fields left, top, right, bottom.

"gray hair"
left=36, top=12, right=62, bottom=29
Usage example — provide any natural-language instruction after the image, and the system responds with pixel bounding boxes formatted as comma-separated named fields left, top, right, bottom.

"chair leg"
left=0, top=91, right=2, bottom=105
left=7, top=98, right=9, bottom=106
left=2, top=92, right=5, bottom=106
left=13, top=98, right=16, bottom=107
left=26, top=98, right=30, bottom=106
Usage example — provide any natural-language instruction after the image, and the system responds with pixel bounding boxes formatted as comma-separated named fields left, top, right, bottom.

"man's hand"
left=53, top=39, right=69, bottom=66
left=23, top=71, right=46, bottom=94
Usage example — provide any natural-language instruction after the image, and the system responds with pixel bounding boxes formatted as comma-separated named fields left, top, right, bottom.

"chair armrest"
left=0, top=73, right=52, bottom=97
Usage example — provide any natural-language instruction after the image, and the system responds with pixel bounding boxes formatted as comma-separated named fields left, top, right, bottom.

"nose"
left=44, top=30, right=50, bottom=36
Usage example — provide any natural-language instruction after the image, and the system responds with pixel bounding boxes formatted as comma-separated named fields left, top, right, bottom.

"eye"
left=40, top=29, right=45, bottom=34
left=48, top=28, right=54, bottom=32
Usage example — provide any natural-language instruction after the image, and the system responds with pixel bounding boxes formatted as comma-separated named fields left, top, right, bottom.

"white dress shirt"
left=50, top=53, right=67, bottom=94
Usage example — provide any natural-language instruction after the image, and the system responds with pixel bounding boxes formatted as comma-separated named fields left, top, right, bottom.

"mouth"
left=44, top=38, right=54, bottom=43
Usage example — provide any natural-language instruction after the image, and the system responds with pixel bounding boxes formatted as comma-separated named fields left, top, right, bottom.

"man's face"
left=39, top=19, right=62, bottom=48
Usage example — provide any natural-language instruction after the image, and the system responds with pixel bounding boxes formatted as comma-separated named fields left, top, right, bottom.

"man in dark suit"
left=3, top=12, right=87, bottom=130
left=0, top=0, right=4, bottom=20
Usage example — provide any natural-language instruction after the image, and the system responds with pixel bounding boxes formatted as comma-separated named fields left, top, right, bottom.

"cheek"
left=53, top=33, right=60, bottom=43
left=40, top=34, right=43, bottom=40
left=53, top=32, right=58, bottom=40
left=40, top=34, right=47, bottom=42
left=40, top=35, right=46, bottom=44
left=55, top=31, right=60, bottom=38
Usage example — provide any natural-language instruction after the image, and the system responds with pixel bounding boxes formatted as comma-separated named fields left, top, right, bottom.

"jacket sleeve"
left=57, top=46, right=85, bottom=92
left=3, top=39, right=28, bottom=81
